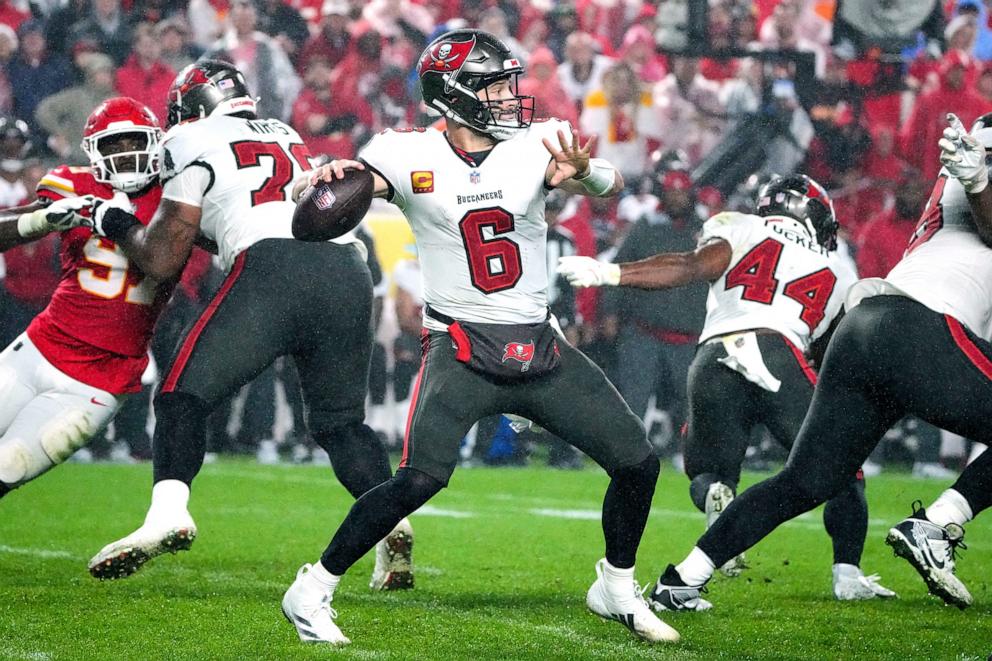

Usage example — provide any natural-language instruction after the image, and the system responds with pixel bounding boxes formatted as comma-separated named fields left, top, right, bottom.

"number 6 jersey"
left=699, top=211, right=857, bottom=352
left=29, top=165, right=170, bottom=394
left=358, top=120, right=572, bottom=329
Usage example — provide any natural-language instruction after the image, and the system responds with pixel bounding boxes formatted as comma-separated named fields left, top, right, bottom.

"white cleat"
left=832, top=563, right=897, bottom=600
left=586, top=558, right=680, bottom=643
left=282, top=564, right=351, bottom=646
left=369, top=517, right=414, bottom=591
left=885, top=502, right=971, bottom=608
left=706, top=482, right=746, bottom=577
left=88, top=512, right=197, bottom=580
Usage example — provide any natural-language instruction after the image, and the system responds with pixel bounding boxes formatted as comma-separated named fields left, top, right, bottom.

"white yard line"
left=0, top=545, right=79, bottom=560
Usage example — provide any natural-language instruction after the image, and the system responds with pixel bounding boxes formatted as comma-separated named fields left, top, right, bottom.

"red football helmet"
left=81, top=97, right=162, bottom=193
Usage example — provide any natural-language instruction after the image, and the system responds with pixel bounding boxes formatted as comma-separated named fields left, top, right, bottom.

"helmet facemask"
left=451, top=72, right=534, bottom=141
left=83, top=127, right=161, bottom=193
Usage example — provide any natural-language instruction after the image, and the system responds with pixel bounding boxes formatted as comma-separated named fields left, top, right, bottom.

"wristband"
left=16, top=209, right=49, bottom=238
left=603, top=263, right=621, bottom=286
left=100, top=207, right=142, bottom=243
left=572, top=158, right=616, bottom=196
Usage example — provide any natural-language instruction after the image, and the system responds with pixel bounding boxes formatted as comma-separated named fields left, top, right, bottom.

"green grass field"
left=0, top=460, right=989, bottom=660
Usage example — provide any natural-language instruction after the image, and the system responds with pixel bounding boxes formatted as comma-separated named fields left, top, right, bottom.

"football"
left=292, top=168, right=374, bottom=241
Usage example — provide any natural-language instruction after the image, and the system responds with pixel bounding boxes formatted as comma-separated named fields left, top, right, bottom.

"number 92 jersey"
left=159, top=115, right=314, bottom=271
left=699, top=211, right=856, bottom=352
left=358, top=119, right=571, bottom=328
left=27, top=165, right=169, bottom=394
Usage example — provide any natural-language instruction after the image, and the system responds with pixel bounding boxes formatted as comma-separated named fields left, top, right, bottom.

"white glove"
left=87, top=191, right=135, bottom=238
left=939, top=113, right=988, bottom=194
left=556, top=255, right=621, bottom=288
left=16, top=195, right=94, bottom=238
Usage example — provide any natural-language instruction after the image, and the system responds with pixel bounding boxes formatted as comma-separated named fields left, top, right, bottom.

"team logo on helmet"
left=419, top=38, right=475, bottom=74
left=502, top=341, right=535, bottom=372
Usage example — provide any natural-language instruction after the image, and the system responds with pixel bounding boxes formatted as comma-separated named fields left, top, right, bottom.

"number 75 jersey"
left=699, top=211, right=857, bottom=351
left=359, top=120, right=572, bottom=327
left=159, top=115, right=315, bottom=271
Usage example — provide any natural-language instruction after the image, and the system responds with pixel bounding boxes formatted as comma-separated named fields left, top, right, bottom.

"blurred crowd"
left=0, top=0, right=988, bottom=473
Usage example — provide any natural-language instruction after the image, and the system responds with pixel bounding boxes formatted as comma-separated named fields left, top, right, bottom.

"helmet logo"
left=419, top=38, right=475, bottom=74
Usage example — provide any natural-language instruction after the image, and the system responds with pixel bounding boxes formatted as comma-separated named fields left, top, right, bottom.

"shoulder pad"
left=36, top=165, right=95, bottom=199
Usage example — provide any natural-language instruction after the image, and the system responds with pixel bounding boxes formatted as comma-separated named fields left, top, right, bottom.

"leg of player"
left=0, top=335, right=119, bottom=498
left=290, top=241, right=411, bottom=592
left=886, top=415, right=992, bottom=609
left=282, top=330, right=493, bottom=645
left=648, top=298, right=906, bottom=611
left=514, top=340, right=681, bottom=643
left=89, top=253, right=284, bottom=580
left=758, top=336, right=893, bottom=601
left=683, top=343, right=756, bottom=578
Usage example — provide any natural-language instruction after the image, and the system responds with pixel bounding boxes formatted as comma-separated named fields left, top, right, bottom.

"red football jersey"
left=26, top=165, right=172, bottom=394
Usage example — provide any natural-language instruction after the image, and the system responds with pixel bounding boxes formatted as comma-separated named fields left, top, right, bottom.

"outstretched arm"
left=292, top=159, right=392, bottom=200
left=90, top=196, right=202, bottom=281
left=544, top=129, right=624, bottom=197
left=0, top=198, right=90, bottom=252
left=939, top=113, right=992, bottom=245
left=558, top=239, right=732, bottom=290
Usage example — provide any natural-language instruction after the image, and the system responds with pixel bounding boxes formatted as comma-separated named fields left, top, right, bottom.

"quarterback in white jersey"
left=283, top=29, right=680, bottom=647
left=560, top=174, right=892, bottom=602
left=83, top=61, right=410, bottom=590
left=645, top=114, right=992, bottom=615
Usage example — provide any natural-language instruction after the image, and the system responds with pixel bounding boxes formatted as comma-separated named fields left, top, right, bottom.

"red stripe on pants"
left=161, top=251, right=248, bottom=393
left=945, top=314, right=992, bottom=380
left=399, top=330, right=429, bottom=468
left=782, top=336, right=817, bottom=386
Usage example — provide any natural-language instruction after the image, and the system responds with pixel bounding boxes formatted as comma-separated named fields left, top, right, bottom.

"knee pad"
left=392, top=467, right=444, bottom=510
left=616, top=454, right=660, bottom=485
left=39, top=409, right=96, bottom=464
left=780, top=467, right=839, bottom=508
left=689, top=473, right=735, bottom=513
left=0, top=439, right=32, bottom=485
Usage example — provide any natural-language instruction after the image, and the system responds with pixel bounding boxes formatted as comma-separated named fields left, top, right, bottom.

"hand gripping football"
left=292, top=168, right=374, bottom=241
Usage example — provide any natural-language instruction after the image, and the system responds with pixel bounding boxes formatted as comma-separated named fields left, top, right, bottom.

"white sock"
left=926, top=489, right=974, bottom=527
left=675, top=547, right=715, bottom=586
left=832, top=563, right=861, bottom=579
left=306, top=561, right=341, bottom=592
left=144, top=480, right=190, bottom=523
left=599, top=559, right=637, bottom=603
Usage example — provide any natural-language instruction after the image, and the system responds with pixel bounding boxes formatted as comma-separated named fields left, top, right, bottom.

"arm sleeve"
left=161, top=165, right=213, bottom=207
left=358, top=131, right=406, bottom=207
left=699, top=212, right=752, bottom=249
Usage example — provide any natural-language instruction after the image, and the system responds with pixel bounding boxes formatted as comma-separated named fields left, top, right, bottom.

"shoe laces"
left=319, top=593, right=339, bottom=621
left=859, top=574, right=883, bottom=589
left=944, top=524, right=967, bottom=564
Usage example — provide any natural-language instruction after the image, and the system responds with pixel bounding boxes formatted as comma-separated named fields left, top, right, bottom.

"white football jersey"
left=159, top=114, right=357, bottom=271
left=885, top=171, right=992, bottom=340
left=699, top=211, right=856, bottom=351
left=359, top=120, right=570, bottom=329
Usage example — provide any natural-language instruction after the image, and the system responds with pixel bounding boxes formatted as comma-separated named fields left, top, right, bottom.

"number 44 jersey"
left=699, top=211, right=857, bottom=352
left=359, top=120, right=572, bottom=329
left=159, top=115, right=358, bottom=272
left=29, top=165, right=170, bottom=394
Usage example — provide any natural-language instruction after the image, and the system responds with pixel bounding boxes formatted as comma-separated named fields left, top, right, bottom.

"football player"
left=280, top=29, right=678, bottom=646
left=884, top=114, right=992, bottom=608
left=645, top=113, right=992, bottom=614
left=0, top=97, right=169, bottom=497
left=84, top=61, right=413, bottom=591
left=558, top=174, right=895, bottom=601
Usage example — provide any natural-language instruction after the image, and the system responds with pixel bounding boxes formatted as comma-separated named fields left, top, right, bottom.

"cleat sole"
left=885, top=529, right=971, bottom=609
left=89, top=528, right=196, bottom=581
